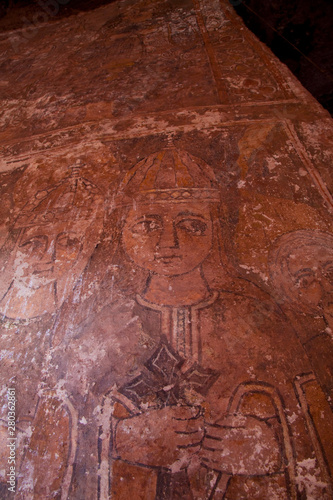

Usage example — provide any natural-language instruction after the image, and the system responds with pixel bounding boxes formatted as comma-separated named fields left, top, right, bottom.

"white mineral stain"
left=239, top=264, right=269, bottom=283
left=299, top=168, right=308, bottom=176
left=287, top=412, right=298, bottom=424
left=266, top=158, right=278, bottom=172
left=170, top=454, right=190, bottom=473
left=325, top=326, right=333, bottom=338
left=296, top=459, right=328, bottom=499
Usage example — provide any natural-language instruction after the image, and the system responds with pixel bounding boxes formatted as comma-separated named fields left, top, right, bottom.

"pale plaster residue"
left=239, top=264, right=269, bottom=283
left=296, top=458, right=329, bottom=499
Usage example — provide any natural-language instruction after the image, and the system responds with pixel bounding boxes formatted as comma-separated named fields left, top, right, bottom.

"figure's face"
left=14, top=222, right=85, bottom=289
left=122, top=202, right=214, bottom=276
left=287, top=245, right=333, bottom=314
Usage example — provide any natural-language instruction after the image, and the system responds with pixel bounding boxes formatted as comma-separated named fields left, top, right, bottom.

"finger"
left=172, top=405, right=203, bottom=421
left=175, top=429, right=203, bottom=444
left=199, top=449, right=222, bottom=468
left=175, top=431, right=204, bottom=446
left=178, top=442, right=202, bottom=453
left=202, top=434, right=224, bottom=451
left=174, top=416, right=205, bottom=434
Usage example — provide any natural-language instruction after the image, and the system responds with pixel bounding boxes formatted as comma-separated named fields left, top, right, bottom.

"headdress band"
left=115, top=188, right=220, bottom=207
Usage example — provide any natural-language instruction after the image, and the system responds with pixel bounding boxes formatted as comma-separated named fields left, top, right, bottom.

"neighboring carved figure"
left=0, top=163, right=104, bottom=320
left=269, top=230, right=333, bottom=408
left=0, top=163, right=104, bottom=493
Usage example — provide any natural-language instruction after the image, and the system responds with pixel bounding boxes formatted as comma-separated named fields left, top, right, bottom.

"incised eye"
left=176, top=218, right=207, bottom=236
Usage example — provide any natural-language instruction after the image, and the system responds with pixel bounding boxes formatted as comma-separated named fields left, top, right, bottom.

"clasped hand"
left=115, top=406, right=281, bottom=475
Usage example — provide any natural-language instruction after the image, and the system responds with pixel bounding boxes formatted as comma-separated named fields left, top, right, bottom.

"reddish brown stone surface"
left=0, top=0, right=333, bottom=498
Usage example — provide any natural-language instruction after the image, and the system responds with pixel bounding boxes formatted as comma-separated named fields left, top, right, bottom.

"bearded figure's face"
left=286, top=244, right=333, bottom=315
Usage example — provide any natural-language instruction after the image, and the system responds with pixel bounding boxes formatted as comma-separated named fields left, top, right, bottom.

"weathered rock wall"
left=0, top=0, right=333, bottom=498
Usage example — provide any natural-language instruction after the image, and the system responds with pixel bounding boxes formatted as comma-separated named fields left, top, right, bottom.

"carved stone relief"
left=0, top=0, right=332, bottom=499
left=0, top=136, right=330, bottom=498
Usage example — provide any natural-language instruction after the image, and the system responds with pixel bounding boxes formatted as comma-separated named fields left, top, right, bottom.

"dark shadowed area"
left=1, top=0, right=331, bottom=115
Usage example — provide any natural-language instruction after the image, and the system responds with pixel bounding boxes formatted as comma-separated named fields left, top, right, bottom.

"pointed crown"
left=14, top=161, right=104, bottom=228
left=114, top=147, right=220, bottom=207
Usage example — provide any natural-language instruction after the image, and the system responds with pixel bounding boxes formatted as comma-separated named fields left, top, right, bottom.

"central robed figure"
left=94, top=147, right=329, bottom=500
